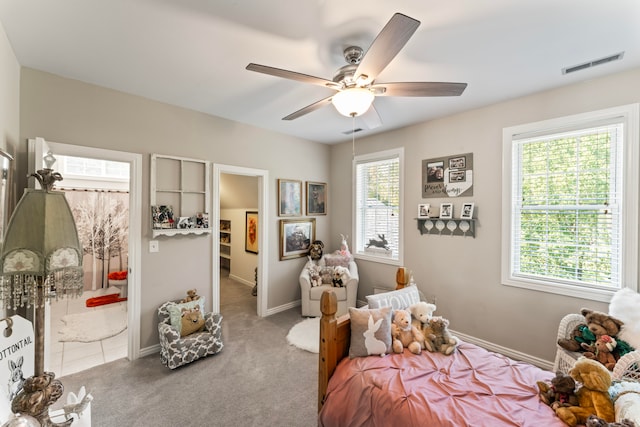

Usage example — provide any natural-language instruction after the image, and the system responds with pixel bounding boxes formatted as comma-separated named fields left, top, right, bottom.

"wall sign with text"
left=422, top=153, right=473, bottom=198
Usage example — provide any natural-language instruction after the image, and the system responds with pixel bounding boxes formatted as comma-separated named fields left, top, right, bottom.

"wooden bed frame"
left=318, top=290, right=351, bottom=411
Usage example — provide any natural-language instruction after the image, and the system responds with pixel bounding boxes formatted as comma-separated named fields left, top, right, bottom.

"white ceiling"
left=1, top=0, right=639, bottom=144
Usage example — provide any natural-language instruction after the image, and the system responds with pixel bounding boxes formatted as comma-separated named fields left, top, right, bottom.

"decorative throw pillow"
left=323, top=254, right=351, bottom=268
left=166, top=298, right=205, bottom=335
left=366, top=287, right=420, bottom=311
left=348, top=306, right=392, bottom=359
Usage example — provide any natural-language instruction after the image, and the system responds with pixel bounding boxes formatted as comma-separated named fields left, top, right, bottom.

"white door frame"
left=212, top=164, right=268, bottom=317
left=29, top=137, right=143, bottom=362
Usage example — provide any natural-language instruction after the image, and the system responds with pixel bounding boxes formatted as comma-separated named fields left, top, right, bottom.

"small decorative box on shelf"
left=416, top=218, right=475, bottom=237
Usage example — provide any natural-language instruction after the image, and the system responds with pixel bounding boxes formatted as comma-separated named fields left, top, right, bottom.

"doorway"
left=212, top=164, right=268, bottom=317
left=29, top=137, right=143, bottom=374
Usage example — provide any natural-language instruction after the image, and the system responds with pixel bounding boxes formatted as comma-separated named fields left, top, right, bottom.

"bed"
left=317, top=290, right=589, bottom=427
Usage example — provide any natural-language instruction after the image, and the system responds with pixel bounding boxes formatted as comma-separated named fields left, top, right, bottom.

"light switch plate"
left=149, top=240, right=159, bottom=253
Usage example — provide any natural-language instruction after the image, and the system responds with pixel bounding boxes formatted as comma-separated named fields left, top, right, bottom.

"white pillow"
left=366, top=287, right=420, bottom=311
left=609, top=287, right=640, bottom=349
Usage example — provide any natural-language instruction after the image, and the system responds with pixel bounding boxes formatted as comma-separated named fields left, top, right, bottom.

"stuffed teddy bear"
left=180, top=306, right=205, bottom=337
left=409, top=301, right=437, bottom=344
left=558, top=308, right=624, bottom=353
left=583, top=335, right=618, bottom=370
left=558, top=323, right=597, bottom=353
left=309, top=240, right=324, bottom=261
left=180, top=289, right=200, bottom=303
left=537, top=371, right=578, bottom=410
left=585, top=415, right=635, bottom=427
left=422, top=316, right=458, bottom=355
left=391, top=309, right=424, bottom=355
left=554, top=357, right=615, bottom=427
left=331, top=266, right=349, bottom=287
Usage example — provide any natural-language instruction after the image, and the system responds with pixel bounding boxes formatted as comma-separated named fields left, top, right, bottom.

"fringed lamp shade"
left=0, top=189, right=84, bottom=309
left=0, top=158, right=84, bottom=426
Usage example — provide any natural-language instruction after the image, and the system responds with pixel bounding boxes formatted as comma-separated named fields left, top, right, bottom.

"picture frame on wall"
left=418, top=203, right=430, bottom=218
left=460, top=202, right=475, bottom=220
left=439, top=203, right=453, bottom=219
left=278, top=179, right=302, bottom=216
left=280, top=218, right=315, bottom=260
left=245, top=211, right=258, bottom=254
left=306, top=181, right=327, bottom=215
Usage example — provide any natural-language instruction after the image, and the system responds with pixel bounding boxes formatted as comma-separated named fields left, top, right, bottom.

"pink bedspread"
left=319, top=341, right=567, bottom=427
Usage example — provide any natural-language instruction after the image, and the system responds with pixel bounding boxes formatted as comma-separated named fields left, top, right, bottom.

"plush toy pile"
left=554, top=357, right=615, bottom=427
left=557, top=308, right=635, bottom=370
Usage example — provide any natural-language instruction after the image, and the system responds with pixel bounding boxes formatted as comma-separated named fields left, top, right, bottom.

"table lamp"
left=0, top=152, right=83, bottom=426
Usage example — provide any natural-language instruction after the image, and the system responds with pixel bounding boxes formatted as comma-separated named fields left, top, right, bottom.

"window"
left=353, top=148, right=403, bottom=264
left=502, top=104, right=638, bottom=301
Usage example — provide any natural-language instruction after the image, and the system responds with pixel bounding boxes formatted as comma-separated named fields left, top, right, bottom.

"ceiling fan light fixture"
left=332, top=88, right=374, bottom=117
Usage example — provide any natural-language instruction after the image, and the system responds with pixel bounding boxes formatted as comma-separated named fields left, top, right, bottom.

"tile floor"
left=48, top=288, right=128, bottom=377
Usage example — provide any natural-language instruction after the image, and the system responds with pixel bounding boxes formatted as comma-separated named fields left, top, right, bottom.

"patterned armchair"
left=157, top=300, right=224, bottom=369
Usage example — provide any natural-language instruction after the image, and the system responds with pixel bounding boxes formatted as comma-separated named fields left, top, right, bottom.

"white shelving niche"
left=150, top=153, right=211, bottom=237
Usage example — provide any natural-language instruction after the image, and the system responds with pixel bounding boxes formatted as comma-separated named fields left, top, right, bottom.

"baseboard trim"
left=265, top=300, right=301, bottom=316
left=452, top=329, right=553, bottom=371
left=228, top=274, right=254, bottom=287
left=140, top=343, right=160, bottom=358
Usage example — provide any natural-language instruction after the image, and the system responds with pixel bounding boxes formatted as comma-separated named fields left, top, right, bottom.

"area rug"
left=58, top=304, right=127, bottom=343
left=286, top=317, right=319, bottom=353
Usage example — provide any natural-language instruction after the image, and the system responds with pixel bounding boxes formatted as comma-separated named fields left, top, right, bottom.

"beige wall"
left=18, top=68, right=331, bottom=350
left=0, top=21, right=19, bottom=165
left=330, top=67, right=640, bottom=363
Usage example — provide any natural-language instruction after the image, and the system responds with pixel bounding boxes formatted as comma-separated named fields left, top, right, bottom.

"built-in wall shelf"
left=152, top=228, right=212, bottom=238
left=150, top=153, right=210, bottom=237
left=220, top=219, right=231, bottom=270
left=416, top=218, right=476, bottom=237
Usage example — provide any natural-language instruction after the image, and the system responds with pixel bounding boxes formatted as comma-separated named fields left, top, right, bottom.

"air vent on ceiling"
left=343, top=127, right=364, bottom=135
left=562, top=52, right=624, bottom=75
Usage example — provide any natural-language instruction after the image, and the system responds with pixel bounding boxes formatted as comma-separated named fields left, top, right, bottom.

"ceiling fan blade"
left=354, top=13, right=420, bottom=84
left=282, top=95, right=334, bottom=121
left=361, top=104, right=382, bottom=129
left=246, top=63, right=338, bottom=88
left=372, top=82, right=467, bottom=97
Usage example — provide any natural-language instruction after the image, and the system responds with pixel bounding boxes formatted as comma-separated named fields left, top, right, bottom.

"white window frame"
left=502, top=104, right=639, bottom=302
left=352, top=148, right=404, bottom=266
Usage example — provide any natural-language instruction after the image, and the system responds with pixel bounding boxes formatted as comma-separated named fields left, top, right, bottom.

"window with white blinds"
left=502, top=104, right=638, bottom=301
left=353, top=148, right=403, bottom=264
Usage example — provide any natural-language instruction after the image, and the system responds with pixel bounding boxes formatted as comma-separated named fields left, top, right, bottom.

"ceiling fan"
left=246, top=13, right=467, bottom=125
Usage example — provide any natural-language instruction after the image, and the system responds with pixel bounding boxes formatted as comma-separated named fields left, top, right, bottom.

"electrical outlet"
left=149, top=240, right=159, bottom=253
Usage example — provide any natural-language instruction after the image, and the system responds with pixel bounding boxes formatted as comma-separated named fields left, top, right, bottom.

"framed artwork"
left=418, top=203, right=430, bottom=218
left=422, top=153, right=474, bottom=198
left=278, top=179, right=302, bottom=216
left=152, top=205, right=175, bottom=229
left=460, top=202, right=475, bottom=220
left=245, top=211, right=258, bottom=254
left=306, top=181, right=327, bottom=215
left=280, top=218, right=315, bottom=260
left=439, top=203, right=453, bottom=219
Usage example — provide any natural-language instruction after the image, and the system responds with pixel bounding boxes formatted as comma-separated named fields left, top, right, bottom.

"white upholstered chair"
left=299, top=256, right=358, bottom=317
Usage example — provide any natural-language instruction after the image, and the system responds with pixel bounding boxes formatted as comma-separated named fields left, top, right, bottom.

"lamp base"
left=11, top=372, right=72, bottom=427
